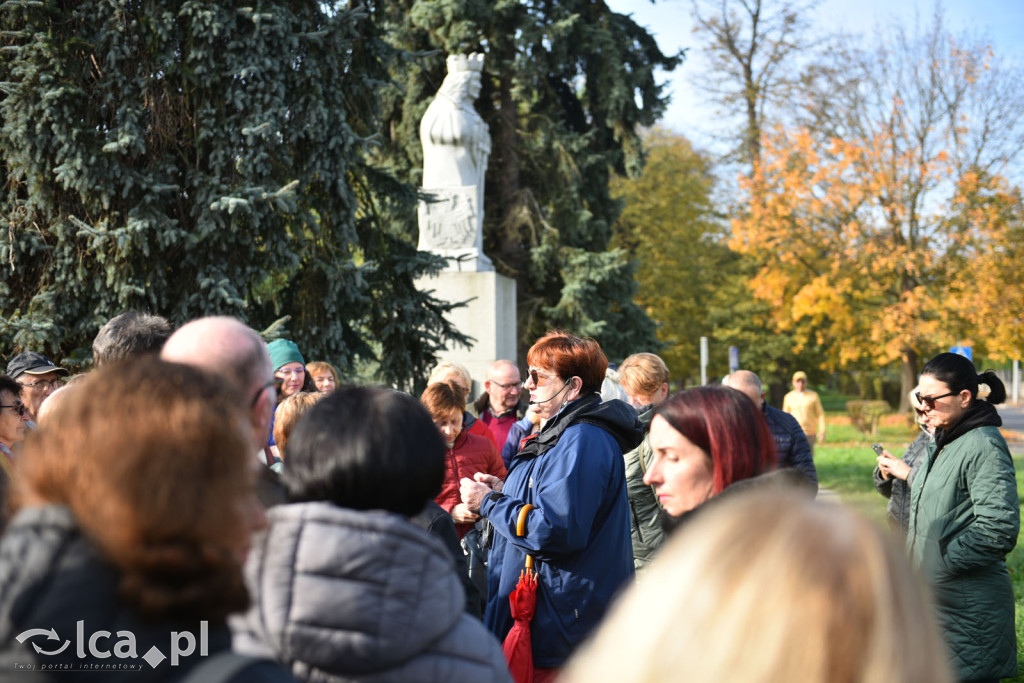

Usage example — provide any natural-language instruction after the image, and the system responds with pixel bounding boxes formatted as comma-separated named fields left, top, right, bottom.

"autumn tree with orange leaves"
left=731, top=11, right=1024, bottom=409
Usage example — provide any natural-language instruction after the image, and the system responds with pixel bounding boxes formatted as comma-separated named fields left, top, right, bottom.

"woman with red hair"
left=460, top=330, right=642, bottom=679
left=644, top=385, right=802, bottom=529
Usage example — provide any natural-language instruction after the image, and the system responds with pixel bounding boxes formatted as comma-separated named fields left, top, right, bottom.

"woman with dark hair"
left=266, top=339, right=315, bottom=463
left=232, top=386, right=510, bottom=682
left=0, top=358, right=289, bottom=681
left=460, top=330, right=642, bottom=678
left=267, top=339, right=315, bottom=401
left=643, top=386, right=788, bottom=528
left=906, top=352, right=1019, bottom=682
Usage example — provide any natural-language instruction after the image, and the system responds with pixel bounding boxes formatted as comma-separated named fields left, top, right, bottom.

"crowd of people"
left=0, top=311, right=1018, bottom=682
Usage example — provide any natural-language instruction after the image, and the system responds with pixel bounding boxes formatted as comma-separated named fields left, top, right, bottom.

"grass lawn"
left=816, top=412, right=1024, bottom=682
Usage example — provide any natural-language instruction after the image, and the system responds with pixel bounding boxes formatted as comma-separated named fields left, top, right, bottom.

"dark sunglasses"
left=250, top=381, right=276, bottom=408
left=914, top=391, right=958, bottom=410
left=0, top=403, right=28, bottom=417
left=527, top=368, right=556, bottom=385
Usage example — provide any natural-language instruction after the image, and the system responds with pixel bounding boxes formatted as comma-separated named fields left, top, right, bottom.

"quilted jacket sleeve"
left=942, top=432, right=1019, bottom=573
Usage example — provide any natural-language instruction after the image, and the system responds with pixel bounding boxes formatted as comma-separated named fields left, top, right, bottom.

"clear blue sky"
left=605, top=0, right=1024, bottom=146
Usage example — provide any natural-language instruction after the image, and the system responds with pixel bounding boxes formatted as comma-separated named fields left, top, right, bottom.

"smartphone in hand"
left=871, top=443, right=885, bottom=455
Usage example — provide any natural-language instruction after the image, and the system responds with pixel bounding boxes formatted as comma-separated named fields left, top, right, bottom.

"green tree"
left=611, top=129, right=727, bottom=382
left=0, top=0, right=465, bottom=388
left=733, top=12, right=1024, bottom=409
left=373, top=0, right=681, bottom=359
left=688, top=0, right=822, bottom=387
left=611, top=128, right=821, bottom=392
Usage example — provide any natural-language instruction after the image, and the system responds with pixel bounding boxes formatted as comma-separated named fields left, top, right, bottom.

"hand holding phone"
left=875, top=444, right=911, bottom=481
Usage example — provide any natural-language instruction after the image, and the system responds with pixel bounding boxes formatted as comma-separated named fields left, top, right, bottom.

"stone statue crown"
left=446, top=53, right=485, bottom=74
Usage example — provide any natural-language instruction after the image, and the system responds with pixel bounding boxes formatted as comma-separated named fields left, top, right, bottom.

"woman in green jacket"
left=907, top=352, right=1019, bottom=682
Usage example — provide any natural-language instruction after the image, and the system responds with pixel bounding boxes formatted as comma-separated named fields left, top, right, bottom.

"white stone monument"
left=419, top=53, right=491, bottom=271
left=416, top=53, right=516, bottom=382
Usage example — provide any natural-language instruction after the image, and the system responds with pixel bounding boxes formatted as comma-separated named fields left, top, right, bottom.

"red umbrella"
left=503, top=503, right=537, bottom=683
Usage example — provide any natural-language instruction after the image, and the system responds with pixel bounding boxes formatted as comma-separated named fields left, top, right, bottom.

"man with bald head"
left=724, top=370, right=818, bottom=492
left=161, top=316, right=284, bottom=506
left=471, top=359, right=527, bottom=451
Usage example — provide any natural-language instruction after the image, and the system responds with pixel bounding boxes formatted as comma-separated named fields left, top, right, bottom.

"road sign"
left=950, top=345, right=973, bottom=361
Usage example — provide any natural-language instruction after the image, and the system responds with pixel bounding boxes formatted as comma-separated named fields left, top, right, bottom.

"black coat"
left=0, top=505, right=292, bottom=682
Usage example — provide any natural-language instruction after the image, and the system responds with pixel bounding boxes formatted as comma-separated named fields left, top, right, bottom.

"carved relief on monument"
left=418, top=53, right=492, bottom=271
left=418, top=187, right=477, bottom=251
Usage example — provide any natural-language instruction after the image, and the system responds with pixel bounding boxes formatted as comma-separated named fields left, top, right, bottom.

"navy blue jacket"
left=763, top=404, right=818, bottom=492
left=480, top=394, right=640, bottom=668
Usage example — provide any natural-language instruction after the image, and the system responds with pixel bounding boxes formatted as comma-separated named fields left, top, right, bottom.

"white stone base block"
left=416, top=270, right=517, bottom=389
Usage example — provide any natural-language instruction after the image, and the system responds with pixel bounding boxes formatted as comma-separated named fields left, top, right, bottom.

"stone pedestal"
left=416, top=270, right=517, bottom=386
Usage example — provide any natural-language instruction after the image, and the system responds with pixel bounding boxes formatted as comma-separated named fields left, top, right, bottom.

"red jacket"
left=435, top=430, right=506, bottom=538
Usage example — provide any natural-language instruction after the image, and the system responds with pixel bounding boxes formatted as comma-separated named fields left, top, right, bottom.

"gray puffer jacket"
left=231, top=502, right=511, bottom=683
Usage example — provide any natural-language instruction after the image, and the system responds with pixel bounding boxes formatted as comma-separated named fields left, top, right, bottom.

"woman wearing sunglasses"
left=907, top=352, right=1018, bottom=682
left=460, top=330, right=642, bottom=680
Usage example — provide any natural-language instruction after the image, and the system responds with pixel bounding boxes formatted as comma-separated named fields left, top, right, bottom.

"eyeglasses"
left=251, top=381, right=276, bottom=408
left=19, top=379, right=64, bottom=391
left=914, top=391, right=958, bottom=410
left=0, top=403, right=28, bottom=417
left=527, top=368, right=556, bottom=385
left=276, top=368, right=305, bottom=378
left=490, top=379, right=523, bottom=391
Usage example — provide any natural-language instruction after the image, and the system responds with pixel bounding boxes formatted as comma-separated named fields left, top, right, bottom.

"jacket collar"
left=934, top=400, right=1002, bottom=452
left=514, top=394, right=642, bottom=466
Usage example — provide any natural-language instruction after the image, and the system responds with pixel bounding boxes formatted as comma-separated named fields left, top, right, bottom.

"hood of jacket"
left=517, top=394, right=642, bottom=465
left=235, top=502, right=473, bottom=677
left=0, top=505, right=244, bottom=681
left=636, top=402, right=656, bottom=429
left=934, top=399, right=1001, bottom=453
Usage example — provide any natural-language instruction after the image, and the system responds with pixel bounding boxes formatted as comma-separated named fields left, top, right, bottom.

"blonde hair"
left=273, top=391, right=323, bottom=459
left=618, top=352, right=669, bottom=400
left=305, top=361, right=339, bottom=385
left=427, top=361, right=471, bottom=391
left=563, top=493, right=952, bottom=683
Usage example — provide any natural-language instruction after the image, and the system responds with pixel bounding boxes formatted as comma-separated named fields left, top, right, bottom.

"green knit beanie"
left=267, top=339, right=305, bottom=372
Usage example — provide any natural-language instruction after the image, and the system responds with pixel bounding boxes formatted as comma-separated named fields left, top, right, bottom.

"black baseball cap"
left=5, top=351, right=70, bottom=380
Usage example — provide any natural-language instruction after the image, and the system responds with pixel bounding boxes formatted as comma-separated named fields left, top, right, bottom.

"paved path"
left=998, top=402, right=1024, bottom=455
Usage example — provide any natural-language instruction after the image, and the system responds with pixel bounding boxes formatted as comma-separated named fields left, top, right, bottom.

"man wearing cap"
left=6, top=352, right=70, bottom=424
left=782, top=370, right=826, bottom=453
